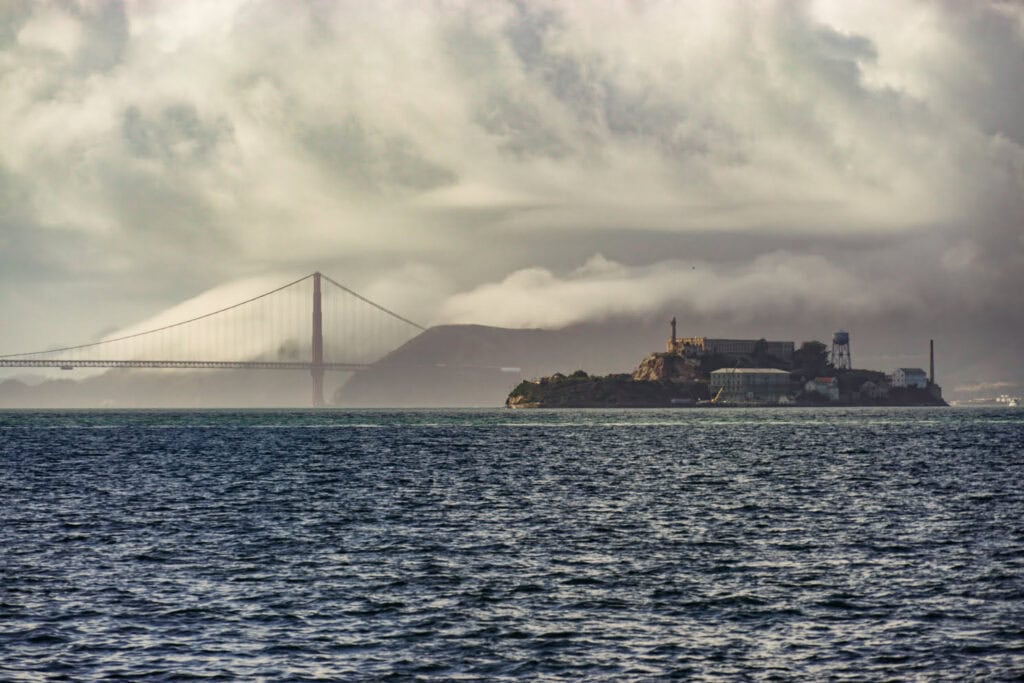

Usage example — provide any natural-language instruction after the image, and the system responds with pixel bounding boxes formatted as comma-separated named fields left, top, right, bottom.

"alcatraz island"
left=505, top=320, right=946, bottom=408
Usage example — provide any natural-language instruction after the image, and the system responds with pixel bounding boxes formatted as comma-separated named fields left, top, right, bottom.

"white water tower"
left=831, top=330, right=852, bottom=370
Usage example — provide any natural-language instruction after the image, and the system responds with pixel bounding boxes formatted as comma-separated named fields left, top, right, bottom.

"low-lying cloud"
left=435, top=253, right=919, bottom=329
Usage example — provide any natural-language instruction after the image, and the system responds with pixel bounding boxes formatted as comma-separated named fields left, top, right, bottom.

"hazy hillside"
left=334, top=323, right=657, bottom=407
left=0, top=323, right=663, bottom=408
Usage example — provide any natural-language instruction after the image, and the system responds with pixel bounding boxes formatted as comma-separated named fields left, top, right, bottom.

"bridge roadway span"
left=0, top=360, right=371, bottom=371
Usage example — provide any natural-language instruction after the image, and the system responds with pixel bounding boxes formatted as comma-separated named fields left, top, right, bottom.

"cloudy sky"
left=1, top=1, right=1022, bottom=396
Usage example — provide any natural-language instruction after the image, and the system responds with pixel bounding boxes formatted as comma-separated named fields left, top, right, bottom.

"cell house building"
left=710, top=368, right=792, bottom=404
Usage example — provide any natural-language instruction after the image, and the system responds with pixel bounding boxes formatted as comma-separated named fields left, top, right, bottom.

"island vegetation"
left=506, top=370, right=709, bottom=408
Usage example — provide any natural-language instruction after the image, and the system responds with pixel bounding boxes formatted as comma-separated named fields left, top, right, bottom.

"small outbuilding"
left=804, top=376, right=840, bottom=402
left=892, top=368, right=928, bottom=388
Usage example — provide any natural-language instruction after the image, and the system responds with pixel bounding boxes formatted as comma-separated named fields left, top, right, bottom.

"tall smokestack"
left=929, top=339, right=935, bottom=385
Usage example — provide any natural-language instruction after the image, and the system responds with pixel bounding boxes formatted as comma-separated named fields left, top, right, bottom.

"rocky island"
left=506, top=370, right=710, bottom=409
left=506, top=323, right=947, bottom=409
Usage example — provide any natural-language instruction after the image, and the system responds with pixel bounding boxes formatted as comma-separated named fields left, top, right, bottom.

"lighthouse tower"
left=831, top=330, right=852, bottom=370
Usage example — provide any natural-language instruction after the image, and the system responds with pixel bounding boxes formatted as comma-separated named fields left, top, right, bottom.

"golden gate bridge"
left=0, top=272, right=426, bottom=406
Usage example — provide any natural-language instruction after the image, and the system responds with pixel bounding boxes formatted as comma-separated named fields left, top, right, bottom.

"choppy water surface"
left=2, top=407, right=1023, bottom=680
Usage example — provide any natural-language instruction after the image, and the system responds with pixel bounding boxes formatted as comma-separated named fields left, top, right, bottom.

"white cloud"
left=16, top=6, right=82, bottom=56
left=435, top=252, right=919, bottom=329
left=50, top=269, right=424, bottom=369
left=953, top=380, right=1019, bottom=394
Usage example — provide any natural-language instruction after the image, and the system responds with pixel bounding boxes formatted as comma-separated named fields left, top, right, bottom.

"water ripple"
left=1, top=407, right=1023, bottom=680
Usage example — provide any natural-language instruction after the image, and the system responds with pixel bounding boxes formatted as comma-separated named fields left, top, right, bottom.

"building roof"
left=711, top=368, right=790, bottom=375
left=704, top=338, right=794, bottom=345
left=897, top=368, right=927, bottom=374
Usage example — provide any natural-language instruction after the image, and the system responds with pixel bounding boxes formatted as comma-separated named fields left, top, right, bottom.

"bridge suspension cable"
left=321, top=274, right=425, bottom=332
left=0, top=274, right=313, bottom=360
left=0, top=272, right=427, bottom=391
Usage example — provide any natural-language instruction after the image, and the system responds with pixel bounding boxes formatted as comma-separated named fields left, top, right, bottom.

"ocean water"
left=1, top=407, right=1022, bottom=680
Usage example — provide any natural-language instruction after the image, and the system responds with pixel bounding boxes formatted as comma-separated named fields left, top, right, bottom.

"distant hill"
left=0, top=323, right=661, bottom=408
left=334, top=323, right=655, bottom=407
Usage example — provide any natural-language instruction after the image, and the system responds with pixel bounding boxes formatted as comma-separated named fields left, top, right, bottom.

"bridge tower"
left=311, top=272, right=325, bottom=406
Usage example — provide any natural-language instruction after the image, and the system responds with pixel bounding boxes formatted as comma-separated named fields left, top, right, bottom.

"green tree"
left=793, top=341, right=829, bottom=378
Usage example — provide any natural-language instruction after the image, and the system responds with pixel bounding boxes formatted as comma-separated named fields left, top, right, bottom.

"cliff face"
left=631, top=353, right=700, bottom=382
